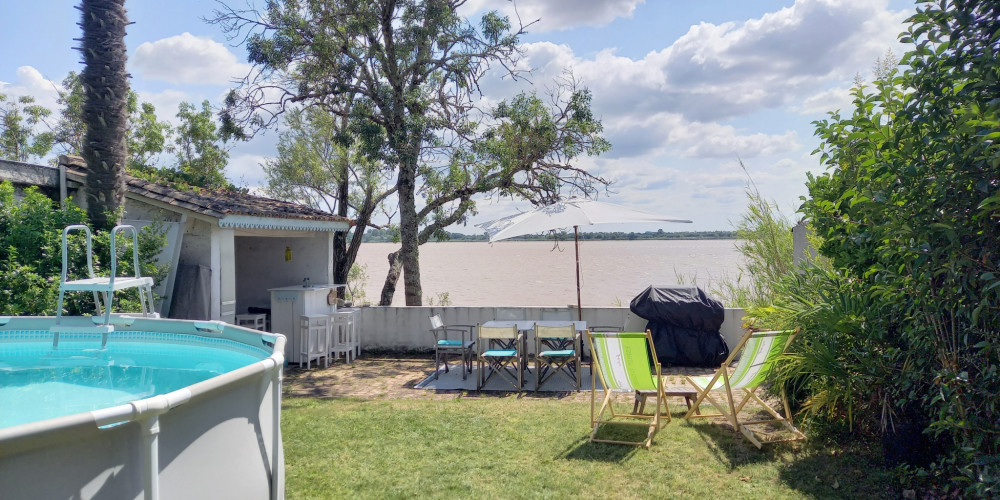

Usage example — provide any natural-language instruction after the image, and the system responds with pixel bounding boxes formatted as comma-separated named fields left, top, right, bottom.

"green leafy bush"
left=0, top=181, right=166, bottom=316
left=772, top=1, right=1000, bottom=495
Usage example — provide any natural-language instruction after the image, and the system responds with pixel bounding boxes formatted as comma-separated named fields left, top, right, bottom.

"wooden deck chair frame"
left=534, top=324, right=581, bottom=392
left=429, top=315, right=476, bottom=380
left=477, top=324, right=524, bottom=392
left=684, top=328, right=806, bottom=448
left=586, top=330, right=668, bottom=449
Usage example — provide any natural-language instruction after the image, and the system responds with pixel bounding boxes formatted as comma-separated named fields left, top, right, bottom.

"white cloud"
left=227, top=153, right=268, bottom=189
left=463, top=0, right=644, bottom=32
left=136, top=89, right=190, bottom=125
left=792, top=86, right=852, bottom=114
left=132, top=33, right=250, bottom=85
left=0, top=66, right=62, bottom=111
left=600, top=109, right=799, bottom=160
left=485, top=0, right=905, bottom=159
left=669, top=123, right=799, bottom=159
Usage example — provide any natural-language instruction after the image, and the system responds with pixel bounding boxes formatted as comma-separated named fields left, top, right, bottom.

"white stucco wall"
left=792, top=220, right=817, bottom=266
left=123, top=198, right=183, bottom=222
left=234, top=232, right=334, bottom=316
left=180, top=218, right=213, bottom=268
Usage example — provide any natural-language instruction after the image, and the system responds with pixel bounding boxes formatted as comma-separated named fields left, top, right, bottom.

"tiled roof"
left=60, top=155, right=352, bottom=225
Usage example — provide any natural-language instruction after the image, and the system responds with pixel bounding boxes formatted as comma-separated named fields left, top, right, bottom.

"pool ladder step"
left=53, top=224, right=157, bottom=348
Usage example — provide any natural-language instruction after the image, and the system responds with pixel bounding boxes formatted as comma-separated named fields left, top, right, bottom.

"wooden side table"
left=633, top=388, right=700, bottom=416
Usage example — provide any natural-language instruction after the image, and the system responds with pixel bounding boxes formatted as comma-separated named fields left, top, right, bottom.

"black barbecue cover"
left=629, top=285, right=729, bottom=367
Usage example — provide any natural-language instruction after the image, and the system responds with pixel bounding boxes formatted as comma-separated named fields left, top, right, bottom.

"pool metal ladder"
left=52, top=224, right=157, bottom=347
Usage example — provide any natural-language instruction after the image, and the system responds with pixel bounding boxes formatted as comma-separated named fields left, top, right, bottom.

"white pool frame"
left=0, top=316, right=286, bottom=500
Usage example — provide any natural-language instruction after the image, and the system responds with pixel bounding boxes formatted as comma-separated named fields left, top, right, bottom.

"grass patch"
left=282, top=396, right=893, bottom=499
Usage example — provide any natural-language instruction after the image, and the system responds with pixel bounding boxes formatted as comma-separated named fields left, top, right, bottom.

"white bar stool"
left=299, top=314, right=330, bottom=369
left=330, top=309, right=357, bottom=363
left=236, top=313, right=267, bottom=331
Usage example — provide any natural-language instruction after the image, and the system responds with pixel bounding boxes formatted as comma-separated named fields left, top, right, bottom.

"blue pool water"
left=0, top=334, right=270, bottom=429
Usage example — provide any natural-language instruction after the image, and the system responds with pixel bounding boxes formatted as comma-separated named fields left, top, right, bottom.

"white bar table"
left=482, top=320, right=587, bottom=332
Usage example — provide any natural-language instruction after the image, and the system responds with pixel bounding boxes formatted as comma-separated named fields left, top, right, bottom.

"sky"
left=0, top=0, right=918, bottom=233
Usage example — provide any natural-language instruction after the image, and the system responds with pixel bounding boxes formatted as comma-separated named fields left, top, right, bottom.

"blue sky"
left=0, top=0, right=918, bottom=232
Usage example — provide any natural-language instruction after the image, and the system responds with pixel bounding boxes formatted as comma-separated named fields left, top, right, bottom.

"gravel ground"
left=282, top=352, right=716, bottom=405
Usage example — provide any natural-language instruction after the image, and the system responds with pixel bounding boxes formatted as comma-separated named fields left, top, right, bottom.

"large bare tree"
left=214, top=1, right=610, bottom=305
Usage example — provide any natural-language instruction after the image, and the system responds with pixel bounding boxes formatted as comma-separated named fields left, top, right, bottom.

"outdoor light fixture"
left=284, top=246, right=292, bottom=261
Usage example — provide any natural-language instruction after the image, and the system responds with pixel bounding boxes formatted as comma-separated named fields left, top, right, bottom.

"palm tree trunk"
left=78, top=0, right=129, bottom=229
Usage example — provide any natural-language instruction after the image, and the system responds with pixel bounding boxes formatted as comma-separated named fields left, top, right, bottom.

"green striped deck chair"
left=586, top=330, right=667, bottom=449
left=684, top=328, right=806, bottom=448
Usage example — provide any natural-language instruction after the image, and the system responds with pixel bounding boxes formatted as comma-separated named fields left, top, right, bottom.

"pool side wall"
left=0, top=317, right=285, bottom=500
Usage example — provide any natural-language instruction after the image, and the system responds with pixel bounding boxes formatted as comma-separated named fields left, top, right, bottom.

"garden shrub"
left=0, top=181, right=166, bottom=316
left=759, top=1, right=1000, bottom=495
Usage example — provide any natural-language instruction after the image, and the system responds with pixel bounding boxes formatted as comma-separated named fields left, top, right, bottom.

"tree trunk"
left=379, top=250, right=402, bottom=306
left=397, top=156, right=422, bottom=305
left=377, top=195, right=475, bottom=306
left=332, top=169, right=350, bottom=295
left=79, top=0, right=129, bottom=230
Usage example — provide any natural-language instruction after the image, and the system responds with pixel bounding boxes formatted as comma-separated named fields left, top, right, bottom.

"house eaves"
left=59, top=155, right=353, bottom=232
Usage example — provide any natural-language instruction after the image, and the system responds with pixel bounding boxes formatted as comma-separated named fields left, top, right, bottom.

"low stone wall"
left=354, top=305, right=746, bottom=354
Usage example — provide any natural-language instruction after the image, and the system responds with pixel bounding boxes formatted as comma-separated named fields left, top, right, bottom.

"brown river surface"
left=353, top=239, right=744, bottom=307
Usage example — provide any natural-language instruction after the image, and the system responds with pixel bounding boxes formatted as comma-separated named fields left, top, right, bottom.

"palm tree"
left=78, top=0, right=129, bottom=229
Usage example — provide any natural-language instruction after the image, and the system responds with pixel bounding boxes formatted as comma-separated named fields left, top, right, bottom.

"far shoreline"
left=363, top=230, right=737, bottom=243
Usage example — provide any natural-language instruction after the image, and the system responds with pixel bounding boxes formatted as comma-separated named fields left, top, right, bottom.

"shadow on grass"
left=774, top=445, right=894, bottom=499
left=558, top=409, right=669, bottom=463
left=681, top=417, right=782, bottom=471
left=681, top=413, right=894, bottom=498
left=559, top=435, right=641, bottom=463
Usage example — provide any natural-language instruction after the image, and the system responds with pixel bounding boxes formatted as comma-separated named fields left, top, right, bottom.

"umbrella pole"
left=575, top=225, right=582, bottom=321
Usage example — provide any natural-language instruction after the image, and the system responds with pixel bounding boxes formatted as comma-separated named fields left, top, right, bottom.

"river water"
left=353, top=239, right=745, bottom=307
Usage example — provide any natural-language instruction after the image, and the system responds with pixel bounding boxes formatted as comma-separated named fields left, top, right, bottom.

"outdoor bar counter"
left=269, top=283, right=345, bottom=364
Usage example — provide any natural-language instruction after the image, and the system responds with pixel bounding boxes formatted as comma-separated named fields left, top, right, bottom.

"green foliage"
left=128, top=100, right=171, bottom=174
left=53, top=71, right=86, bottom=156
left=748, top=267, right=900, bottom=435
left=0, top=181, right=86, bottom=314
left=265, top=107, right=389, bottom=213
left=54, top=71, right=172, bottom=173
left=165, top=100, right=232, bottom=190
left=214, top=1, right=611, bottom=306
left=0, top=93, right=54, bottom=162
left=469, top=85, right=611, bottom=204
left=788, top=1, right=1000, bottom=494
left=716, top=169, right=795, bottom=309
left=424, top=291, right=451, bottom=306
left=345, top=263, right=369, bottom=305
left=0, top=181, right=167, bottom=316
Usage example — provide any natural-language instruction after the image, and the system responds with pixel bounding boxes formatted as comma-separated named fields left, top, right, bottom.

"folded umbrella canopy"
left=477, top=199, right=692, bottom=319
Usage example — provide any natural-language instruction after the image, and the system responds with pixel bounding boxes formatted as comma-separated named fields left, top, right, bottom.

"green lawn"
left=282, top=396, right=893, bottom=499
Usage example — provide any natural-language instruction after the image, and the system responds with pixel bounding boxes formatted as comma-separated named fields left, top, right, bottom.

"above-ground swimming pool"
left=0, top=316, right=286, bottom=500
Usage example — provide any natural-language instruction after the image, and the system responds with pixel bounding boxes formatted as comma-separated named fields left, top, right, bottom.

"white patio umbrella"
left=476, top=199, right=692, bottom=319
